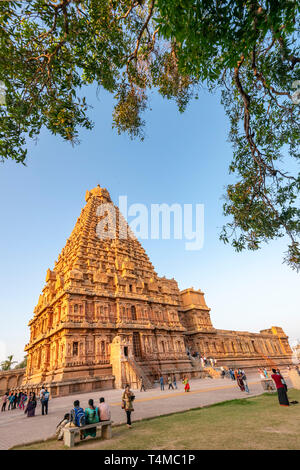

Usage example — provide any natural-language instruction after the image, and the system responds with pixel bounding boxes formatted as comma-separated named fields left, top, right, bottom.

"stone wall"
left=0, top=369, right=25, bottom=395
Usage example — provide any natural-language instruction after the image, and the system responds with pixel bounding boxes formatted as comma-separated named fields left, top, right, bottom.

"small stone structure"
left=14, top=185, right=292, bottom=397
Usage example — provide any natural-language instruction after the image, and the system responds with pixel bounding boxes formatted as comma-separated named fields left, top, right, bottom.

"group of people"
left=200, top=356, right=217, bottom=368
left=1, top=386, right=50, bottom=418
left=221, top=368, right=250, bottom=393
left=159, top=374, right=177, bottom=391
left=186, top=348, right=217, bottom=369
left=258, top=367, right=269, bottom=379
left=158, top=374, right=190, bottom=392
left=56, top=395, right=112, bottom=440
left=1, top=391, right=28, bottom=411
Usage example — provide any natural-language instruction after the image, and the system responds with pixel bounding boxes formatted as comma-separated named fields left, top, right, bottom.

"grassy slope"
left=13, top=390, right=300, bottom=450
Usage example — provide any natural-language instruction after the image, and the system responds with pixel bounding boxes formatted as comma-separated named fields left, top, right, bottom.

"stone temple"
left=21, top=186, right=292, bottom=397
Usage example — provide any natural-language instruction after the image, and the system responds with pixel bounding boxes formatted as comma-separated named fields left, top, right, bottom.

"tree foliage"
left=0, top=1, right=299, bottom=268
left=14, top=356, right=28, bottom=369
left=1, top=355, right=17, bottom=371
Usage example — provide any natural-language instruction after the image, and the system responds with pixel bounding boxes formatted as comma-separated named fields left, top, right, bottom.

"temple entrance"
left=132, top=332, right=142, bottom=358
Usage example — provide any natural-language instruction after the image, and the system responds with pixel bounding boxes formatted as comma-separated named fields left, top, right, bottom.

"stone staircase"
left=127, top=357, right=154, bottom=389
left=205, top=366, right=221, bottom=378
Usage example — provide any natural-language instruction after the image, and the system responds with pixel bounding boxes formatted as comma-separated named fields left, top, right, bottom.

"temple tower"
left=23, top=186, right=190, bottom=395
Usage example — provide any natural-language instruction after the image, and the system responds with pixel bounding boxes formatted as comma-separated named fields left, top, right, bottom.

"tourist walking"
left=15, top=392, right=21, bottom=409
left=183, top=377, right=190, bottom=392
left=1, top=393, right=8, bottom=412
left=236, top=371, right=245, bottom=392
left=25, top=392, right=37, bottom=417
left=271, top=369, right=289, bottom=406
left=173, top=374, right=177, bottom=389
left=122, top=384, right=135, bottom=428
left=8, top=392, right=15, bottom=410
left=159, top=375, right=164, bottom=391
left=140, top=376, right=146, bottom=392
left=98, top=397, right=111, bottom=421
left=168, top=376, right=174, bottom=390
left=241, top=370, right=250, bottom=393
left=41, top=388, right=50, bottom=415
left=19, top=392, right=27, bottom=410
left=84, top=399, right=100, bottom=438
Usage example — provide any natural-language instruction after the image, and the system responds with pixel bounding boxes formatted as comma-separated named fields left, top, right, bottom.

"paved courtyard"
left=0, top=372, right=287, bottom=450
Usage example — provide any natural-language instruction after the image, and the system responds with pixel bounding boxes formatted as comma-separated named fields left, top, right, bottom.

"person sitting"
left=70, top=400, right=86, bottom=440
left=84, top=399, right=100, bottom=438
left=98, top=397, right=111, bottom=422
left=56, top=413, right=71, bottom=440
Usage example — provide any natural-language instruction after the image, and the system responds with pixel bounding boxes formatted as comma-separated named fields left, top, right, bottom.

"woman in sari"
left=84, top=399, right=99, bottom=438
left=183, top=377, right=190, bottom=392
left=236, top=371, right=245, bottom=391
left=25, top=392, right=37, bottom=417
left=122, top=384, right=135, bottom=428
left=271, top=369, right=289, bottom=406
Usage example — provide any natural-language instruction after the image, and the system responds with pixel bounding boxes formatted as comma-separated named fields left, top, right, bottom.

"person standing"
left=159, top=375, right=164, bottom=391
left=122, top=384, right=135, bottom=428
left=39, top=386, right=45, bottom=404
left=167, top=376, right=174, bottom=390
left=25, top=392, right=37, bottom=417
left=236, top=371, right=245, bottom=391
left=276, top=369, right=288, bottom=392
left=8, top=392, right=14, bottom=411
left=98, top=397, right=111, bottom=421
left=271, top=369, right=289, bottom=406
left=140, top=376, right=146, bottom=392
left=183, top=377, right=190, bottom=392
left=241, top=370, right=250, bottom=393
left=173, top=374, right=178, bottom=389
left=19, top=392, right=27, bottom=410
left=1, top=393, right=8, bottom=412
left=41, top=388, right=50, bottom=415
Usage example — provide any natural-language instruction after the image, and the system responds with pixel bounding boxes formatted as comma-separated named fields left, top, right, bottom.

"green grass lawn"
left=13, top=390, right=300, bottom=450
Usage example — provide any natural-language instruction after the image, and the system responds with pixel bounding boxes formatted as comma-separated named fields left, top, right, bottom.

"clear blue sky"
left=0, top=85, right=299, bottom=362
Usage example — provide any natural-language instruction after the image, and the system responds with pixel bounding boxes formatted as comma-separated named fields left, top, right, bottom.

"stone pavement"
left=0, top=373, right=286, bottom=450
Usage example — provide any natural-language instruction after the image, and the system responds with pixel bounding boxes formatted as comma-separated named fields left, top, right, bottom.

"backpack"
left=73, top=407, right=86, bottom=427
left=43, top=391, right=50, bottom=401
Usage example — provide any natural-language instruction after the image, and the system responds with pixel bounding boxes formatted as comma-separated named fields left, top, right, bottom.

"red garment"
left=271, top=373, right=284, bottom=389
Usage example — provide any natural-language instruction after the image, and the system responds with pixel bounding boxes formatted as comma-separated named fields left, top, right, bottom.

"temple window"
left=131, top=306, right=137, bottom=321
left=129, top=284, right=133, bottom=292
left=73, top=342, right=78, bottom=356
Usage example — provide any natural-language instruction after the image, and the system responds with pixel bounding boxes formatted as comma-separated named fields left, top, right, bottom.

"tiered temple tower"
left=22, top=185, right=293, bottom=397
left=24, top=186, right=190, bottom=395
